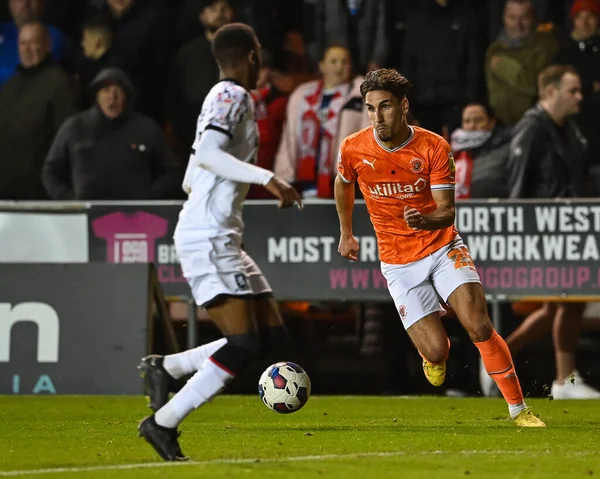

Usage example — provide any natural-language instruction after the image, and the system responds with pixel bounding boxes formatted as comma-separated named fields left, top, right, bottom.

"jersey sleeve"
left=198, top=83, right=250, bottom=139
left=337, top=138, right=358, bottom=183
left=429, top=138, right=456, bottom=192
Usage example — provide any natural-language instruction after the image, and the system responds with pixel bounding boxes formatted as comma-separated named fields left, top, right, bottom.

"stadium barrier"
left=1, top=198, right=599, bottom=345
left=0, top=263, right=178, bottom=395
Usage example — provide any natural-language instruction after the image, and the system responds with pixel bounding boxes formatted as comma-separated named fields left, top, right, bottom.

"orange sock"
left=474, top=329, right=524, bottom=405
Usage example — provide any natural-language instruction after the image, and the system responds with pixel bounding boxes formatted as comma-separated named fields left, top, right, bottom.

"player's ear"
left=401, top=97, right=409, bottom=114
left=249, top=49, right=258, bottom=67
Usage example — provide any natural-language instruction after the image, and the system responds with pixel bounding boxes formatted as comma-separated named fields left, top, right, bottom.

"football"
left=258, top=361, right=311, bottom=413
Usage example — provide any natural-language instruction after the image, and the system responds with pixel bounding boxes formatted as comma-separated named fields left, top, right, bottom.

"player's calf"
left=138, top=355, right=175, bottom=412
left=211, top=330, right=263, bottom=373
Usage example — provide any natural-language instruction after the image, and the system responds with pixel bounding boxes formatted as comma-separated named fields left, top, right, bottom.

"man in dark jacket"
left=555, top=0, right=600, bottom=194
left=42, top=67, right=182, bottom=200
left=0, top=21, right=76, bottom=199
left=507, top=64, right=600, bottom=399
left=451, top=102, right=510, bottom=199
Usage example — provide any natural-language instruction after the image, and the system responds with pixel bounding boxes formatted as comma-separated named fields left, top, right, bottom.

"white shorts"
left=176, top=235, right=272, bottom=307
left=381, top=236, right=481, bottom=330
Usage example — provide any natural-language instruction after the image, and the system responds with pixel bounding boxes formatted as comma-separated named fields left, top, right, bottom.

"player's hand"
left=338, top=234, right=359, bottom=261
left=265, top=176, right=303, bottom=210
left=404, top=206, right=426, bottom=230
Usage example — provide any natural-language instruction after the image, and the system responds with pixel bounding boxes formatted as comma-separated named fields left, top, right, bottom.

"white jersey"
left=175, top=80, right=258, bottom=246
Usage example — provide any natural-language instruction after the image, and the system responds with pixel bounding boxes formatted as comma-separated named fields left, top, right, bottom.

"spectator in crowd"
left=0, top=21, right=76, bottom=200
left=451, top=102, right=510, bottom=199
left=485, top=0, right=558, bottom=127
left=42, top=68, right=181, bottom=200
left=0, top=0, right=66, bottom=86
left=248, top=51, right=289, bottom=199
left=488, top=0, right=570, bottom=42
left=400, top=0, right=483, bottom=137
left=304, top=0, right=389, bottom=74
left=274, top=45, right=369, bottom=199
left=165, top=0, right=233, bottom=161
left=555, top=0, right=600, bottom=194
left=507, top=65, right=600, bottom=399
left=90, top=0, right=171, bottom=122
left=179, top=0, right=299, bottom=75
left=75, top=16, right=119, bottom=107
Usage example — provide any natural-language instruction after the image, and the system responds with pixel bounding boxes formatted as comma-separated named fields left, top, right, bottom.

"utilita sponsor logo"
left=367, top=178, right=427, bottom=199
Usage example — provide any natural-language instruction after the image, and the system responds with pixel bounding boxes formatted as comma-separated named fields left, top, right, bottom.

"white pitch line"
left=0, top=449, right=572, bottom=477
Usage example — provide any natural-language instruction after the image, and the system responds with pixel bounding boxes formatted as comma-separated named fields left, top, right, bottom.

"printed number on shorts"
left=447, top=246, right=475, bottom=271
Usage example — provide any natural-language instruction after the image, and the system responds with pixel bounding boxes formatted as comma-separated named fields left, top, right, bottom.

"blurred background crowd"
left=1, top=0, right=599, bottom=203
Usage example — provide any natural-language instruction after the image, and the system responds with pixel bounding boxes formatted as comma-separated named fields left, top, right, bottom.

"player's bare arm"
left=334, top=174, right=359, bottom=261
left=404, top=189, right=455, bottom=231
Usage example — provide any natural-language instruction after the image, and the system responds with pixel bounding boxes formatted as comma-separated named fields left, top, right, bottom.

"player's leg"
left=553, top=303, right=584, bottom=383
left=505, top=302, right=556, bottom=355
left=139, top=247, right=231, bottom=412
left=381, top=259, right=450, bottom=386
left=139, top=295, right=260, bottom=461
left=139, top=339, right=227, bottom=412
left=433, top=238, right=544, bottom=427
left=242, top=249, right=291, bottom=356
left=406, top=310, right=451, bottom=386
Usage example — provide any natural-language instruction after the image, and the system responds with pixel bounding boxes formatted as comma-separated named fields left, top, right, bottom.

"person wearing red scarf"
left=274, top=45, right=370, bottom=198
left=450, top=102, right=510, bottom=199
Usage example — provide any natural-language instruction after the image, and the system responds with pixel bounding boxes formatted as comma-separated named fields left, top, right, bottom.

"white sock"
left=163, top=338, right=227, bottom=379
left=508, top=402, right=528, bottom=419
left=155, top=358, right=234, bottom=429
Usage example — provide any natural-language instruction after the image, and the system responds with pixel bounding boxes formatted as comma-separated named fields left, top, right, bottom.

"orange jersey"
left=338, top=125, right=458, bottom=264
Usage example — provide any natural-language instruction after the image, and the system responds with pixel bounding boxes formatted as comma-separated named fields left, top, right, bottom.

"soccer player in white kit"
left=137, top=23, right=302, bottom=461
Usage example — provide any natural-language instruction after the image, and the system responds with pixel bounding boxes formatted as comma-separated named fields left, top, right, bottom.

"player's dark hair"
left=360, top=69, right=412, bottom=101
left=464, top=101, right=496, bottom=119
left=212, top=23, right=259, bottom=68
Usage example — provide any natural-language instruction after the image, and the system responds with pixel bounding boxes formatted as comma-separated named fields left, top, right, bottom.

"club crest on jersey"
left=448, top=151, right=456, bottom=173
left=398, top=305, right=407, bottom=321
left=410, top=158, right=423, bottom=173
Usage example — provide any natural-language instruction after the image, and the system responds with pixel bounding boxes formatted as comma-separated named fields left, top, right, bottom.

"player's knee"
left=211, top=331, right=263, bottom=374
left=466, top=319, right=494, bottom=343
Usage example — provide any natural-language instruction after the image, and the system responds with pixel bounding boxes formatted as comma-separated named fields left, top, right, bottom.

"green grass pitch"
left=1, top=395, right=599, bottom=478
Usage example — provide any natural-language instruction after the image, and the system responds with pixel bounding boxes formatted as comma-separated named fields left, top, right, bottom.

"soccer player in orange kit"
left=335, top=69, right=545, bottom=427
